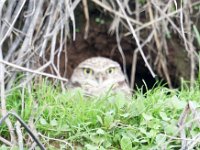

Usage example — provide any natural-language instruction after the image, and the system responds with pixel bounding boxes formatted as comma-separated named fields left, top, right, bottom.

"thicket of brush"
left=0, top=0, right=200, bottom=149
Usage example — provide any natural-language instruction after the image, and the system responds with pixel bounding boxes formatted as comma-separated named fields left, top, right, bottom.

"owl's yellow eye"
left=83, top=68, right=94, bottom=75
left=106, top=67, right=115, bottom=74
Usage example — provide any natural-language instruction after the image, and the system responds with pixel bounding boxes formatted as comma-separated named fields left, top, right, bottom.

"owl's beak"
left=96, top=74, right=103, bottom=84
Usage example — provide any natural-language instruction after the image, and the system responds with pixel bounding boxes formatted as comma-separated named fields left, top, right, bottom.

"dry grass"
left=0, top=0, right=200, bottom=148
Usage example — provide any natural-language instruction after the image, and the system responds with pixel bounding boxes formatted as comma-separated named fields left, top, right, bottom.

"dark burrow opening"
left=47, top=22, right=168, bottom=91
left=45, top=5, right=193, bottom=91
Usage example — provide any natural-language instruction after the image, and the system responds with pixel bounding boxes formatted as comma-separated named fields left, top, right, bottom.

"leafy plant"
left=1, top=81, right=200, bottom=149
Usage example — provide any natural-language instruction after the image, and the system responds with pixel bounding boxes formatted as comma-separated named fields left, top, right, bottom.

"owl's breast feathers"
left=69, top=79, right=131, bottom=98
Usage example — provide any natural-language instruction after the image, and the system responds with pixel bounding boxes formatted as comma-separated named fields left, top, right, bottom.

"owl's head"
left=70, top=57, right=130, bottom=96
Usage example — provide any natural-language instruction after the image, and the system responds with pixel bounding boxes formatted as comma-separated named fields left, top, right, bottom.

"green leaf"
left=96, top=128, right=105, bottom=135
left=115, top=93, right=126, bottom=109
left=166, top=95, right=186, bottom=109
left=113, top=133, right=121, bottom=143
left=120, top=136, right=132, bottom=150
left=156, top=134, right=166, bottom=144
left=142, top=113, right=153, bottom=121
left=146, top=129, right=157, bottom=138
left=103, top=112, right=114, bottom=128
left=95, top=18, right=100, bottom=23
left=159, top=112, right=170, bottom=121
left=39, top=117, right=47, bottom=125
left=90, top=135, right=104, bottom=144
left=163, top=122, right=178, bottom=135
left=100, top=20, right=105, bottom=24
left=50, top=119, right=58, bottom=126
left=139, top=127, right=147, bottom=135
left=147, top=120, right=161, bottom=130
left=104, top=140, right=112, bottom=148
left=120, top=113, right=130, bottom=118
left=130, top=100, right=145, bottom=116
left=97, top=115, right=103, bottom=125
left=85, top=144, right=98, bottom=150
left=99, top=146, right=106, bottom=150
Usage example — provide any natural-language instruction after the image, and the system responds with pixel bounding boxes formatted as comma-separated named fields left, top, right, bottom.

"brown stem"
left=0, top=49, right=17, bottom=145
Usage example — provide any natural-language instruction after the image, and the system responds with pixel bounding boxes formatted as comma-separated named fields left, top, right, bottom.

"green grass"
left=1, top=81, right=200, bottom=149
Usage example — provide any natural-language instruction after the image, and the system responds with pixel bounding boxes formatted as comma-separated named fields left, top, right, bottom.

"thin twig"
left=116, top=27, right=128, bottom=83
left=124, top=1, right=200, bottom=36
left=82, top=0, right=89, bottom=39
left=0, top=51, right=17, bottom=145
left=0, top=0, right=26, bottom=46
left=0, top=136, right=12, bottom=146
left=15, top=121, right=24, bottom=149
left=91, top=0, right=143, bottom=26
left=0, top=60, right=68, bottom=82
left=38, top=133, right=74, bottom=150
left=0, top=111, right=46, bottom=150
left=130, top=50, right=138, bottom=89
left=178, top=102, right=190, bottom=148
left=186, top=133, right=200, bottom=150
left=148, top=1, right=172, bottom=87
left=116, top=0, right=156, bottom=78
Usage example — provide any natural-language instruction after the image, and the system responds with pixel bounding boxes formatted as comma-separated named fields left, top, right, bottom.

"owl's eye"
left=106, top=67, right=115, bottom=74
left=83, top=68, right=94, bottom=75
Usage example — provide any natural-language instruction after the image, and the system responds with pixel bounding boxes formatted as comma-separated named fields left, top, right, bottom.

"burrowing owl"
left=70, top=57, right=131, bottom=97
